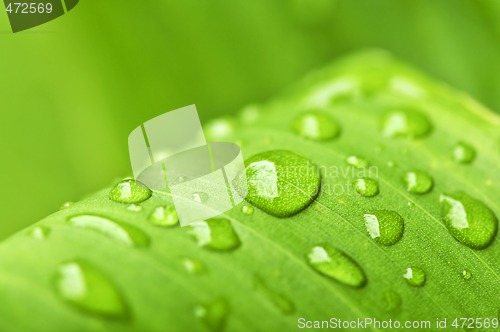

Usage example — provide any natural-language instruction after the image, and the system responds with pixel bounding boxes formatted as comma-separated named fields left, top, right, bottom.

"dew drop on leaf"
left=363, top=210, right=404, bottom=246
left=182, top=257, right=206, bottom=275
left=189, top=218, right=241, bottom=251
left=68, top=214, right=150, bottom=248
left=404, top=170, right=433, bottom=194
left=127, top=204, right=143, bottom=212
left=382, top=290, right=402, bottom=313
left=403, top=267, right=426, bottom=287
left=60, top=201, right=74, bottom=210
left=381, top=108, right=432, bottom=138
left=306, top=244, right=366, bottom=288
left=253, top=275, right=295, bottom=315
left=29, top=226, right=50, bottom=240
left=149, top=206, right=178, bottom=227
left=241, top=205, right=254, bottom=215
left=440, top=192, right=498, bottom=249
left=192, top=192, right=209, bottom=203
left=291, top=111, right=340, bottom=140
left=452, top=142, right=476, bottom=164
left=462, top=270, right=472, bottom=280
left=54, top=259, right=128, bottom=319
left=346, top=155, right=369, bottom=168
left=236, top=150, right=321, bottom=217
left=195, top=298, right=229, bottom=332
left=204, top=118, right=237, bottom=141
left=353, top=178, right=379, bottom=197
left=109, top=179, right=152, bottom=204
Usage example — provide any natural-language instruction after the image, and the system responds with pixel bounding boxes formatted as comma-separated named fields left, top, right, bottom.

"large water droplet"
left=149, top=206, right=178, bottom=227
left=452, top=142, right=476, bottom=164
left=109, top=179, right=151, bottom=204
left=440, top=192, right=498, bottom=249
left=68, top=215, right=150, bottom=247
left=353, top=178, right=379, bottom=197
left=195, top=298, right=229, bottom=332
left=236, top=150, right=320, bottom=217
left=29, top=226, right=50, bottom=240
left=306, top=244, right=366, bottom=288
left=404, top=170, right=433, bottom=194
left=182, top=257, right=206, bottom=275
left=54, top=259, right=128, bottom=318
left=346, top=155, right=369, bottom=168
left=363, top=210, right=404, bottom=246
left=189, top=218, right=240, bottom=251
left=382, top=109, right=432, bottom=138
left=403, top=267, right=426, bottom=287
left=254, top=276, right=295, bottom=314
left=291, top=111, right=340, bottom=140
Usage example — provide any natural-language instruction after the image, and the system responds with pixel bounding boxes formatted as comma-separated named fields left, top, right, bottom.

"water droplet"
left=306, top=244, right=366, bottom=288
left=204, top=118, right=237, bottom=141
left=462, top=270, right=472, bottom=280
left=404, top=170, right=433, bottom=194
left=127, top=204, right=143, bottom=212
left=109, top=179, right=151, bottom=204
left=241, top=205, right=254, bottom=215
left=254, top=275, right=295, bottom=314
left=407, top=201, right=414, bottom=207
left=192, top=192, right=209, bottom=203
left=346, top=155, right=369, bottom=168
left=54, top=259, right=128, bottom=318
left=182, top=257, right=206, bottom=275
left=236, top=150, right=320, bottom=217
left=189, top=218, right=240, bottom=251
left=353, top=178, right=379, bottom=197
left=403, top=267, right=426, bottom=287
left=382, top=290, right=402, bottom=313
left=440, top=192, right=498, bottom=249
left=452, top=142, right=476, bottom=164
left=68, top=214, right=150, bottom=247
left=60, top=201, right=74, bottom=210
left=149, top=206, right=178, bottom=227
left=382, top=109, right=432, bottom=138
left=195, top=298, right=229, bottom=332
left=29, top=226, right=50, bottom=240
left=291, top=111, right=340, bottom=140
left=363, top=210, right=404, bottom=246
left=239, top=104, right=260, bottom=124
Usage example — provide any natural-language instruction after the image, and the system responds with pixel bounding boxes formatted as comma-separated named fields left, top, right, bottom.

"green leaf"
left=0, top=50, right=499, bottom=331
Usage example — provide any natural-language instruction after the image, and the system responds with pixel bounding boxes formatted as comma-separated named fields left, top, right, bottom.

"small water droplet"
left=440, top=192, right=498, bottom=249
left=462, top=270, right=472, bottom=280
left=241, top=205, right=254, bottom=215
left=204, top=118, right=237, bottom=141
left=239, top=104, right=261, bottom=124
left=149, top=206, right=178, bottom=227
left=452, top=142, right=476, bottom=164
left=60, top=201, right=74, bottom=210
left=189, top=218, right=240, bottom=251
left=407, top=201, right=414, bottom=207
left=382, top=109, right=432, bottom=138
left=235, top=150, right=320, bottom=217
left=182, top=257, right=206, bottom=275
left=306, top=244, right=366, bottom=288
left=127, top=204, right=143, bottom=212
left=192, top=192, right=209, bottom=203
left=254, top=275, right=295, bottom=314
left=404, top=170, right=433, bottom=194
left=403, top=267, right=426, bottom=287
left=382, top=290, right=402, bottom=313
left=109, top=179, right=151, bottom=204
left=346, top=155, right=369, bottom=168
left=68, top=214, right=150, bottom=247
left=353, top=178, right=379, bottom=197
left=54, top=259, right=128, bottom=318
left=363, top=210, right=404, bottom=246
left=29, top=226, right=50, bottom=240
left=291, top=111, right=340, bottom=140
left=195, top=298, right=229, bottom=332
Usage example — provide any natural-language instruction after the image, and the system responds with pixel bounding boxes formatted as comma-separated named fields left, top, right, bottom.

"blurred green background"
left=1, top=0, right=500, bottom=240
